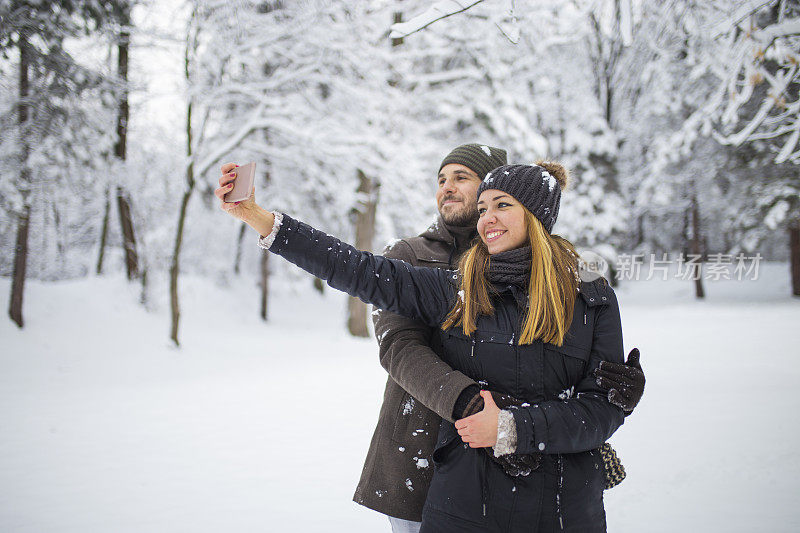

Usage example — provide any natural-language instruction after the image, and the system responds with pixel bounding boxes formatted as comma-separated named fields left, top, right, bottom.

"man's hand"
left=593, top=348, right=645, bottom=413
left=455, top=390, right=500, bottom=448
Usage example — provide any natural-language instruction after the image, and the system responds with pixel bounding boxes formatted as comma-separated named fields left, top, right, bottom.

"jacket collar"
left=420, top=215, right=478, bottom=265
left=578, top=278, right=612, bottom=307
left=494, top=279, right=612, bottom=309
left=421, top=215, right=477, bottom=248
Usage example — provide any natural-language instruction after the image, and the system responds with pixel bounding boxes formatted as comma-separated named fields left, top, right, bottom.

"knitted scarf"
left=488, top=246, right=531, bottom=288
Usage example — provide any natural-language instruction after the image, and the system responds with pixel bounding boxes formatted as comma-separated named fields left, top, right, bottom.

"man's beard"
left=440, top=201, right=479, bottom=227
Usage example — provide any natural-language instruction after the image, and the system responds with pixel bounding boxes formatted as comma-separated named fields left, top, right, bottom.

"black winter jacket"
left=268, top=214, right=625, bottom=532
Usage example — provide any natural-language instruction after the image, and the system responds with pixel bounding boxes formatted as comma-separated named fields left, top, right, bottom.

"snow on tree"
left=615, top=0, right=800, bottom=294
left=0, top=0, right=130, bottom=326
left=3, top=0, right=798, bottom=331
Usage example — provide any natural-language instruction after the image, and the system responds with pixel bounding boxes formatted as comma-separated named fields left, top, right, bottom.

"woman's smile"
left=484, top=229, right=506, bottom=242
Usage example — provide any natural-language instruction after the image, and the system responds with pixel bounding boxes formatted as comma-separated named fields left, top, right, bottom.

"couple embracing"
left=215, top=144, right=645, bottom=532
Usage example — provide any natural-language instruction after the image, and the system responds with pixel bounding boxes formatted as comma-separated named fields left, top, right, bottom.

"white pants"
left=389, top=516, right=422, bottom=533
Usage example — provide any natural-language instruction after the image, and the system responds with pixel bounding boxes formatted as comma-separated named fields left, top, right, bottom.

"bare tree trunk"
left=52, top=202, right=66, bottom=273
left=258, top=167, right=272, bottom=318
left=391, top=11, right=404, bottom=47
left=388, top=10, right=403, bottom=86
left=690, top=195, right=705, bottom=299
left=345, top=9, right=399, bottom=327
left=170, top=182, right=192, bottom=346
left=234, top=223, right=247, bottom=274
left=140, top=262, right=149, bottom=305
left=260, top=250, right=269, bottom=321
left=8, top=37, right=31, bottom=328
left=116, top=190, right=138, bottom=279
left=115, top=14, right=139, bottom=280
left=347, top=169, right=378, bottom=337
left=9, top=206, right=31, bottom=328
left=96, top=186, right=110, bottom=274
left=633, top=209, right=644, bottom=248
left=169, top=132, right=194, bottom=345
left=790, top=218, right=800, bottom=297
left=170, top=12, right=198, bottom=347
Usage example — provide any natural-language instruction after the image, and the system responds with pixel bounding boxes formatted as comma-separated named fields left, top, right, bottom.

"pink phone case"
left=224, top=161, right=256, bottom=203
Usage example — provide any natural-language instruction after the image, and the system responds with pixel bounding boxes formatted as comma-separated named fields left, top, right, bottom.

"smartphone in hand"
left=224, top=161, right=256, bottom=203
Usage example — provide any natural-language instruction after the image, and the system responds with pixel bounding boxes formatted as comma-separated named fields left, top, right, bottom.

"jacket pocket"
left=426, top=423, right=486, bottom=524
left=554, top=342, right=590, bottom=362
left=443, top=329, right=481, bottom=381
left=391, top=389, right=435, bottom=444
left=431, top=423, right=461, bottom=468
left=543, top=342, right=591, bottom=398
left=448, top=328, right=518, bottom=391
left=562, top=451, right=606, bottom=524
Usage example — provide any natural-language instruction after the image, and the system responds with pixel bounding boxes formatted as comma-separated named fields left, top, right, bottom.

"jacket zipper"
left=516, top=296, right=526, bottom=396
left=470, top=336, right=478, bottom=379
left=557, top=454, right=565, bottom=530
left=470, top=333, right=489, bottom=519
left=482, top=451, right=489, bottom=516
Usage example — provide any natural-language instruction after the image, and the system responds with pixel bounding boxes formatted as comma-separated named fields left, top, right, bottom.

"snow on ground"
left=1, top=262, right=799, bottom=532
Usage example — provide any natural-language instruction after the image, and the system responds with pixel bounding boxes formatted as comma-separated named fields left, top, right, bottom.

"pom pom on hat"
left=535, top=160, right=569, bottom=191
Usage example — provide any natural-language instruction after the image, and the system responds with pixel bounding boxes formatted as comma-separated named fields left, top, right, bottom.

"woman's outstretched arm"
left=265, top=212, right=457, bottom=328
left=215, top=162, right=456, bottom=327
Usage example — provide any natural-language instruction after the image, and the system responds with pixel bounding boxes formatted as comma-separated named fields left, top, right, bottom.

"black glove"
left=456, top=386, right=484, bottom=419
left=457, top=389, right=542, bottom=477
left=593, top=348, right=645, bottom=414
left=491, top=452, right=542, bottom=477
left=456, top=389, right=523, bottom=418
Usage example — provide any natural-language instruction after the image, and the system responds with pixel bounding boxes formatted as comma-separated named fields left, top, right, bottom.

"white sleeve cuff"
left=257, top=211, right=283, bottom=251
left=494, top=409, right=518, bottom=457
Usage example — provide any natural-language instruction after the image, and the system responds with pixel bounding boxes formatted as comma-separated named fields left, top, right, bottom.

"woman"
left=216, top=162, right=625, bottom=532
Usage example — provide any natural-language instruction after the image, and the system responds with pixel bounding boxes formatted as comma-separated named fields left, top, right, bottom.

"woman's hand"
left=455, top=390, right=500, bottom=448
left=215, top=162, right=258, bottom=221
left=215, top=162, right=274, bottom=237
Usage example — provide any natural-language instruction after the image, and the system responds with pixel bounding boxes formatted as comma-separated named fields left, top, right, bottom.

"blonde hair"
left=441, top=209, right=581, bottom=346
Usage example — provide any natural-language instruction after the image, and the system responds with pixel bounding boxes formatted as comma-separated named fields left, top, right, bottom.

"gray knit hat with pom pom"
left=477, top=163, right=567, bottom=233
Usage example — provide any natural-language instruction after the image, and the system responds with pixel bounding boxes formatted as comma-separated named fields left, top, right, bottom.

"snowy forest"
left=1, top=0, right=799, bottom=338
left=1, top=1, right=800, bottom=531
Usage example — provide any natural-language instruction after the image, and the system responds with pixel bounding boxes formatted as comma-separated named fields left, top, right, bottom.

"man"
left=352, top=144, right=645, bottom=532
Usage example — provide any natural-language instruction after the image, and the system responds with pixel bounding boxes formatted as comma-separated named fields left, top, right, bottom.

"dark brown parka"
left=352, top=216, right=477, bottom=521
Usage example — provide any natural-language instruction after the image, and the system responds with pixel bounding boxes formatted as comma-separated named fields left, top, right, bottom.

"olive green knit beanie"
left=439, top=143, right=507, bottom=180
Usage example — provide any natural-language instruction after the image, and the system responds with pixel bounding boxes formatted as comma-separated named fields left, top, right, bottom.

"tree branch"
left=388, top=0, right=485, bottom=40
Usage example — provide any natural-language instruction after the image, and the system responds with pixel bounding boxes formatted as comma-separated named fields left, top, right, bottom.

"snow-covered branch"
left=191, top=102, right=267, bottom=179
left=389, top=0, right=485, bottom=39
